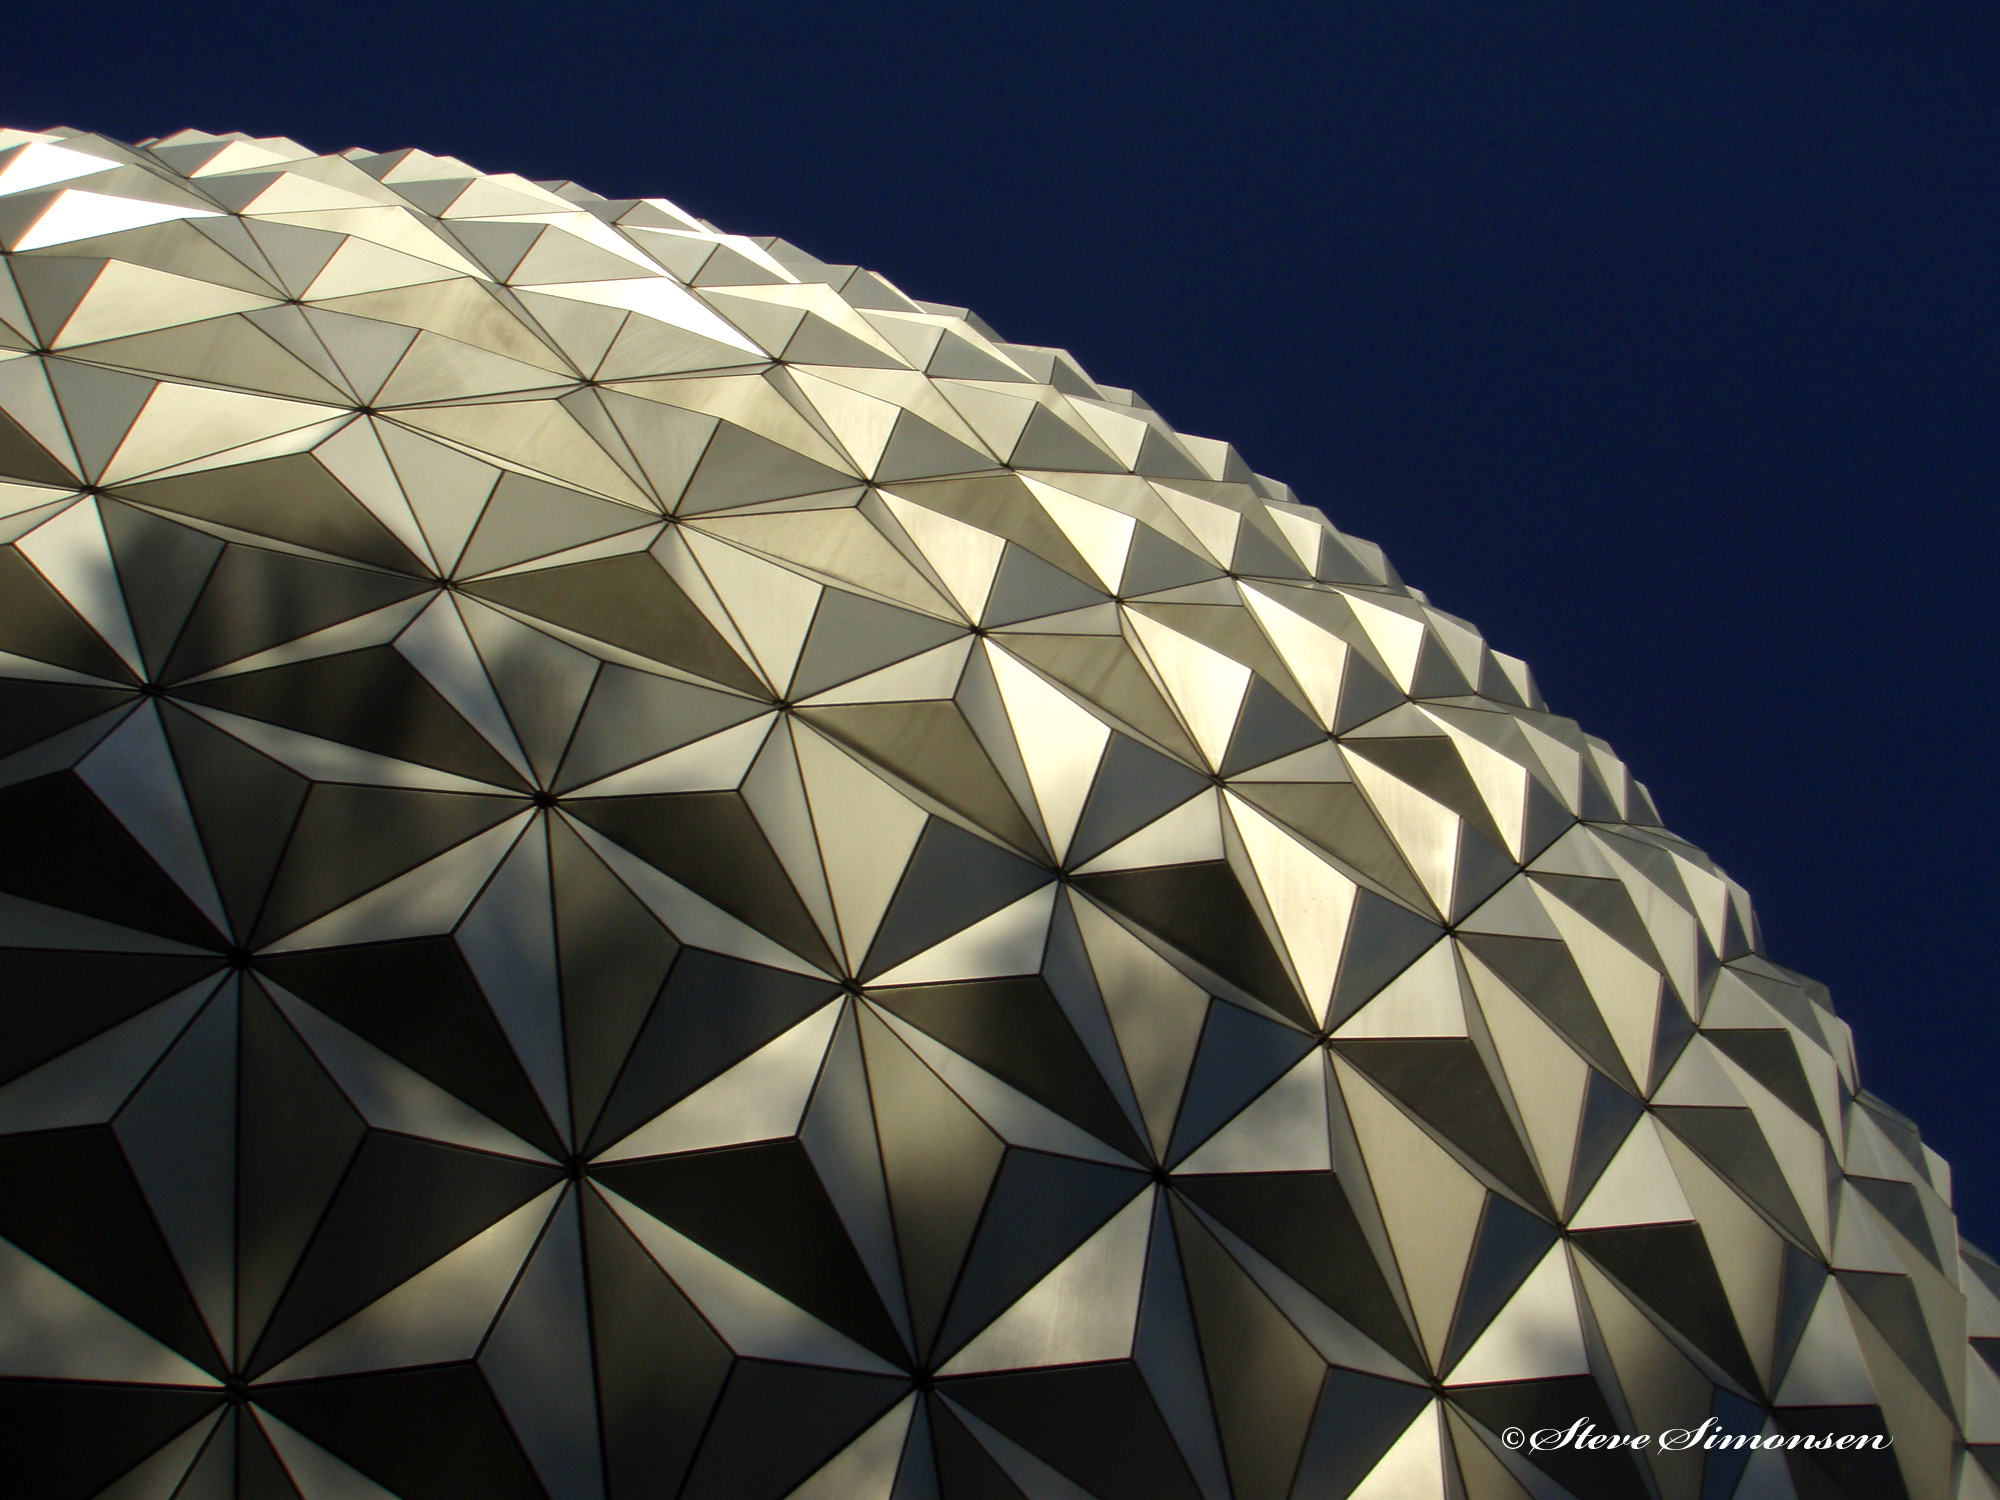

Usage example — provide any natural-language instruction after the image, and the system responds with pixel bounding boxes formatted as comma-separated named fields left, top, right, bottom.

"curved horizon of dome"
left=0, top=124, right=1989, bottom=1500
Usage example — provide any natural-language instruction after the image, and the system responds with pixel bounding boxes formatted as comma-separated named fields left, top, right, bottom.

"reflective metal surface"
left=0, top=125, right=1990, bottom=1500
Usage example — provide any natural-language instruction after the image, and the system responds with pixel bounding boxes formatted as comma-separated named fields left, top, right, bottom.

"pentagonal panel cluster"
left=0, top=126, right=1991, bottom=1500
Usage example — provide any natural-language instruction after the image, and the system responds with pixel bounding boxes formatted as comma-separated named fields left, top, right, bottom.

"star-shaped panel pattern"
left=0, top=125, right=1992, bottom=1500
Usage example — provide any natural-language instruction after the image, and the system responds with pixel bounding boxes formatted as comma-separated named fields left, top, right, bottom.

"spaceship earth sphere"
left=0, top=126, right=1992, bottom=1500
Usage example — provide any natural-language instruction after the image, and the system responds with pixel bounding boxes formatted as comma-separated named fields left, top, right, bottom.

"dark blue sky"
left=11, top=1, right=1998, bottom=1242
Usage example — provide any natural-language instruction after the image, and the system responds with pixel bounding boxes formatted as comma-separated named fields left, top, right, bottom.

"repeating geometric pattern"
left=0, top=124, right=1991, bottom=1500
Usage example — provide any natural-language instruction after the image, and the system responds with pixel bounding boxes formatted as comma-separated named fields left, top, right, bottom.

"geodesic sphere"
left=0, top=126, right=1984, bottom=1500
